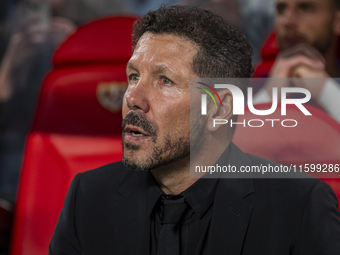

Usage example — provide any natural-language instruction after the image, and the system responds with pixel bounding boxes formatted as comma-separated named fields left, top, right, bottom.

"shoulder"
left=248, top=154, right=325, bottom=190
left=245, top=153, right=286, bottom=169
left=251, top=176, right=331, bottom=201
left=73, top=161, right=148, bottom=198
left=241, top=152, right=336, bottom=204
left=80, top=161, right=130, bottom=184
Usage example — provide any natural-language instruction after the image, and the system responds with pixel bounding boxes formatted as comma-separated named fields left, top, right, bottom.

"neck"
left=150, top=155, right=199, bottom=195
left=324, top=37, right=340, bottom=78
left=150, top=133, right=230, bottom=195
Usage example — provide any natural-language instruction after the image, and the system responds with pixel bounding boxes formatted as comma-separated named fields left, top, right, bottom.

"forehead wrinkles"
left=130, top=33, right=198, bottom=76
left=135, top=32, right=198, bottom=54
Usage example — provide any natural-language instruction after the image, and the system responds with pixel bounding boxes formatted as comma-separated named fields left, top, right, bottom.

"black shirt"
left=147, top=148, right=230, bottom=255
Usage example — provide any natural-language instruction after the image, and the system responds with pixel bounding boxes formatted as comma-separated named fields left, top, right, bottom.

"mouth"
left=282, top=35, right=305, bottom=47
left=124, top=125, right=151, bottom=142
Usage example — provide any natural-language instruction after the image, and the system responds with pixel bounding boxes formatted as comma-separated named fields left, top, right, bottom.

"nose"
left=124, top=80, right=150, bottom=112
left=282, top=9, right=298, bottom=29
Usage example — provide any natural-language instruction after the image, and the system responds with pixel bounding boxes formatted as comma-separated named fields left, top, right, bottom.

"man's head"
left=122, top=5, right=252, bottom=171
left=275, top=0, right=340, bottom=54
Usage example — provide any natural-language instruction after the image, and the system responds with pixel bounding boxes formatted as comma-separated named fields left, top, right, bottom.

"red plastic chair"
left=233, top=103, right=340, bottom=208
left=9, top=16, right=137, bottom=255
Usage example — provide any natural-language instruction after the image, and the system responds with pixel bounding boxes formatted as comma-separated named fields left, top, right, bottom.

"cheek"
left=122, top=95, right=129, bottom=118
left=155, top=99, right=191, bottom=136
left=301, top=16, right=332, bottom=36
left=275, top=17, right=285, bottom=31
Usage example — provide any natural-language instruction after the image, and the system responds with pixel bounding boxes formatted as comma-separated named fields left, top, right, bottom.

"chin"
left=122, top=156, right=150, bottom=171
left=122, top=148, right=152, bottom=171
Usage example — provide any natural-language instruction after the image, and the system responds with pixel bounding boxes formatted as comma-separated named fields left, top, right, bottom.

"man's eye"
left=129, top=74, right=139, bottom=81
left=276, top=4, right=287, bottom=15
left=300, top=4, right=314, bottom=13
left=162, top=77, right=172, bottom=85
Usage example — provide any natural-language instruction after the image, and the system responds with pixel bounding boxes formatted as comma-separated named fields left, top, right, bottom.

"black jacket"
left=49, top=143, right=340, bottom=254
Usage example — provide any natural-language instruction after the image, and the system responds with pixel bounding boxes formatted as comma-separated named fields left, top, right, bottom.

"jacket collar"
left=206, top=142, right=254, bottom=255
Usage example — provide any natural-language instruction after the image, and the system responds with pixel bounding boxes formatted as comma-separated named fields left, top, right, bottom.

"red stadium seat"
left=9, top=16, right=137, bottom=255
left=233, top=103, right=340, bottom=208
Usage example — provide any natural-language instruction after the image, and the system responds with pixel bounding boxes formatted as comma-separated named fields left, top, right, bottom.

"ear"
left=333, top=10, right=340, bottom=36
left=206, top=89, right=233, bottom=132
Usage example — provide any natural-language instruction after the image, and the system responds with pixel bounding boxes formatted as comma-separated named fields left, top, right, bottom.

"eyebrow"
left=296, top=0, right=317, bottom=4
left=151, top=64, right=172, bottom=74
left=276, top=1, right=286, bottom=7
left=276, top=0, right=318, bottom=11
left=126, top=62, right=174, bottom=75
left=126, top=62, right=138, bottom=72
left=278, top=0, right=318, bottom=5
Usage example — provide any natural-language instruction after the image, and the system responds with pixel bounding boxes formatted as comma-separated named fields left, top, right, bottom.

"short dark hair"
left=132, top=5, right=253, bottom=79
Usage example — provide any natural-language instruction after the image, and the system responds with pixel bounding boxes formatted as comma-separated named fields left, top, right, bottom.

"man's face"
left=122, top=33, right=199, bottom=171
left=275, top=0, right=338, bottom=53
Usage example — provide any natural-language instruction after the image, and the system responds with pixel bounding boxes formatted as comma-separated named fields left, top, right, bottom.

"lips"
left=124, top=125, right=151, bottom=142
left=125, top=125, right=150, bottom=136
left=122, top=111, right=157, bottom=143
left=282, top=35, right=305, bottom=47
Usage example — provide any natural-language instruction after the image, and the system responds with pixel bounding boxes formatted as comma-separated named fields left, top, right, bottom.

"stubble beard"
left=278, top=27, right=334, bottom=55
left=122, top=111, right=205, bottom=171
left=122, top=110, right=191, bottom=171
left=123, top=134, right=190, bottom=171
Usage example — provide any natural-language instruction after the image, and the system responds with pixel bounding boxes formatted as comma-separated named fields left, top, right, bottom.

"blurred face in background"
left=23, top=0, right=66, bottom=15
left=275, top=0, right=340, bottom=54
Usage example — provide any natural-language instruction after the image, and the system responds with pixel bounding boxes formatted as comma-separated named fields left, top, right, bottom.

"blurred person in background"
left=0, top=1, right=131, bottom=252
left=254, top=0, right=340, bottom=122
left=0, top=0, right=17, bottom=62
left=61, top=0, right=130, bottom=25
left=238, top=0, right=275, bottom=63
left=0, top=0, right=76, bottom=205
